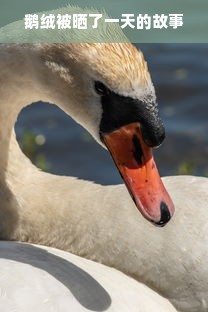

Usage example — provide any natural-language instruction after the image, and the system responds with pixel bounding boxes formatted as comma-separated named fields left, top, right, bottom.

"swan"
left=0, top=241, right=178, bottom=312
left=0, top=42, right=208, bottom=312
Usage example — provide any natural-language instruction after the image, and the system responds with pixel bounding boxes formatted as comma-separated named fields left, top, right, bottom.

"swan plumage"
left=0, top=241, right=178, bottom=312
left=0, top=40, right=207, bottom=312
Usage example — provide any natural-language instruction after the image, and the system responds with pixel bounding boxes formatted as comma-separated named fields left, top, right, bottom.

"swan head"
left=43, top=43, right=174, bottom=226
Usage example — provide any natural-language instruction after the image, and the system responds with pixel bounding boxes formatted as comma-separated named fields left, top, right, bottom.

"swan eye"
left=94, top=81, right=109, bottom=96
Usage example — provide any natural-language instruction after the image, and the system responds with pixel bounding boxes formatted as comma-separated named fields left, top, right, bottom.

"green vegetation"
left=177, top=160, right=196, bottom=175
left=176, top=160, right=208, bottom=177
left=17, top=129, right=51, bottom=172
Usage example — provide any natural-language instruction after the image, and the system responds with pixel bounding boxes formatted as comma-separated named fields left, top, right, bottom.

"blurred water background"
left=15, top=44, right=208, bottom=184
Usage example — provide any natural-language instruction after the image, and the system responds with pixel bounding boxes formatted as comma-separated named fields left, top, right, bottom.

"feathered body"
left=0, top=35, right=207, bottom=312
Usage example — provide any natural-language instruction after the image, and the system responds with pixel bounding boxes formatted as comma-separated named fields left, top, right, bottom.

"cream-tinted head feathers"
left=68, top=43, right=155, bottom=102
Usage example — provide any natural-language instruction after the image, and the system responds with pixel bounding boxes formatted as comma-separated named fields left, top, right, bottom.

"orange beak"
left=102, top=122, right=175, bottom=226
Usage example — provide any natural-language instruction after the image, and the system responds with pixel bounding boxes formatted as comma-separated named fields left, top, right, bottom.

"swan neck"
left=0, top=45, right=50, bottom=175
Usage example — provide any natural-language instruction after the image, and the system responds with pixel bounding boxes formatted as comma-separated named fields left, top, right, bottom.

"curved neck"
left=0, top=44, right=118, bottom=253
left=0, top=45, right=48, bottom=174
left=0, top=44, right=101, bottom=178
left=0, top=44, right=83, bottom=176
left=0, top=45, right=55, bottom=238
left=0, top=44, right=102, bottom=242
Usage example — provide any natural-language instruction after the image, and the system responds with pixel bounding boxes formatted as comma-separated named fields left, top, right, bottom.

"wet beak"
left=102, top=122, right=175, bottom=226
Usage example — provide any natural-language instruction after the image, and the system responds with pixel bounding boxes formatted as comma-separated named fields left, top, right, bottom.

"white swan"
left=0, top=43, right=207, bottom=312
left=0, top=241, right=177, bottom=312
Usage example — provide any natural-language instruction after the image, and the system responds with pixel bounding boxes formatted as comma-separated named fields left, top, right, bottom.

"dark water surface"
left=15, top=44, right=208, bottom=184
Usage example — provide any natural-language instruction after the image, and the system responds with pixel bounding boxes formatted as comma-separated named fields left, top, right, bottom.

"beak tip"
left=152, top=201, right=173, bottom=227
